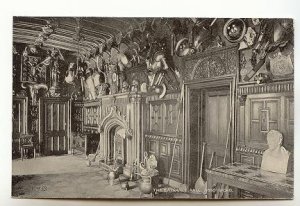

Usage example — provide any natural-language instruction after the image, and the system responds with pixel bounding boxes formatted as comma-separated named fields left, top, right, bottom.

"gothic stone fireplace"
left=83, top=93, right=143, bottom=167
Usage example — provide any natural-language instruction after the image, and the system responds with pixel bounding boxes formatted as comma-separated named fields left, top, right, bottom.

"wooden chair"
left=20, top=134, right=36, bottom=161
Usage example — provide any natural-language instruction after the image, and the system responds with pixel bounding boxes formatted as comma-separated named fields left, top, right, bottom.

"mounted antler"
left=21, top=82, right=48, bottom=105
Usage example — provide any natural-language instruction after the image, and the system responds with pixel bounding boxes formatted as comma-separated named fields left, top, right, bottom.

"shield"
left=102, top=51, right=111, bottom=64
left=119, top=43, right=133, bottom=68
left=110, top=47, right=119, bottom=65
left=175, top=38, right=191, bottom=57
left=223, top=18, right=246, bottom=43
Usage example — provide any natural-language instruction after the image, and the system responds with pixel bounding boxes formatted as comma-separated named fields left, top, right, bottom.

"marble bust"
left=261, top=130, right=290, bottom=174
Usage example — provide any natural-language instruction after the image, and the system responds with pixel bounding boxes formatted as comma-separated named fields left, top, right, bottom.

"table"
left=206, top=162, right=293, bottom=199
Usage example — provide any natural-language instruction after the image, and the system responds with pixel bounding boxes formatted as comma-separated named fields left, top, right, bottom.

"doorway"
left=184, top=77, right=235, bottom=188
left=39, top=97, right=70, bottom=155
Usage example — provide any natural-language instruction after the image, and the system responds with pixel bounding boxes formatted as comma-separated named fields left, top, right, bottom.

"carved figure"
left=131, top=79, right=139, bottom=92
left=121, top=81, right=129, bottom=93
left=261, top=130, right=290, bottom=174
left=85, top=68, right=96, bottom=100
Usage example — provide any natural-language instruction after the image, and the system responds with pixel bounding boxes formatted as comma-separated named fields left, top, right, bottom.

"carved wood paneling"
left=285, top=97, right=294, bottom=151
left=164, top=101, right=178, bottom=134
left=145, top=134, right=183, bottom=181
left=237, top=87, right=294, bottom=170
left=248, top=97, right=280, bottom=144
left=148, top=98, right=180, bottom=136
left=83, top=100, right=102, bottom=133
left=183, top=46, right=238, bottom=82
left=84, top=106, right=101, bottom=126
left=72, top=101, right=84, bottom=133
left=150, top=103, right=163, bottom=133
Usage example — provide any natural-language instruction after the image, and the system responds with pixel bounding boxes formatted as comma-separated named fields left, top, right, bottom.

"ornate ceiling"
left=13, top=17, right=147, bottom=54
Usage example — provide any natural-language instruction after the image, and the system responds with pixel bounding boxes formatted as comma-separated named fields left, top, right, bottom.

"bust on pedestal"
left=261, top=130, right=290, bottom=174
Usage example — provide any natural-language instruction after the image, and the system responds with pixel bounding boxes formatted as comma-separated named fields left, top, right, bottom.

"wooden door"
left=204, top=88, right=230, bottom=170
left=189, top=87, right=230, bottom=187
left=40, top=98, right=70, bottom=155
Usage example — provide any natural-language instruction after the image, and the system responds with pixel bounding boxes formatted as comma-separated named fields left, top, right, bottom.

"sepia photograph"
left=10, top=16, right=294, bottom=200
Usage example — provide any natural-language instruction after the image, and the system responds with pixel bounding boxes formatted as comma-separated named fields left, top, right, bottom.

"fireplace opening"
left=85, top=133, right=99, bottom=156
left=107, top=125, right=127, bottom=166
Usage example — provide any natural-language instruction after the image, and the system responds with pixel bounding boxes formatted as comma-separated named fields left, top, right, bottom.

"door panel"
left=205, top=89, right=230, bottom=170
left=189, top=87, right=230, bottom=186
left=41, top=98, right=69, bottom=155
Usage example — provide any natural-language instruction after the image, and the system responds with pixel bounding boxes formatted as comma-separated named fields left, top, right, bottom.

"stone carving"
left=99, top=106, right=133, bottom=138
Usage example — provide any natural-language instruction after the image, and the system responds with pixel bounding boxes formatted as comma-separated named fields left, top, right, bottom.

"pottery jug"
left=121, top=181, right=129, bottom=190
left=139, top=176, right=153, bottom=194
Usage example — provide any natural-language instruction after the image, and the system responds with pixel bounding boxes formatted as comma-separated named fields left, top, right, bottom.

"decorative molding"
left=83, top=99, right=102, bottom=107
left=83, top=126, right=100, bottom=134
left=238, top=81, right=293, bottom=95
left=145, top=134, right=182, bottom=143
left=145, top=92, right=180, bottom=103
left=74, top=101, right=84, bottom=107
left=236, top=145, right=264, bottom=155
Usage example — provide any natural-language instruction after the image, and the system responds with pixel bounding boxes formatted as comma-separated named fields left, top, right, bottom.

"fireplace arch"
left=107, top=125, right=127, bottom=165
left=98, top=106, right=133, bottom=164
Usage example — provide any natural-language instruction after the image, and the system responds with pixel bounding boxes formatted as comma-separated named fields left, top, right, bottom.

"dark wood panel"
left=144, top=136, right=183, bottom=182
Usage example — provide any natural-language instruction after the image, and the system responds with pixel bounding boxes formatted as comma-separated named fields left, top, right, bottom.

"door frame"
left=39, top=97, right=71, bottom=156
left=183, top=75, right=237, bottom=186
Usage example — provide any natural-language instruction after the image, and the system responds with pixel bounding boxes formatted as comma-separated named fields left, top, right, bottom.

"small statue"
left=121, top=81, right=129, bottom=93
left=131, top=79, right=139, bottom=92
left=85, top=68, right=96, bottom=100
left=97, top=83, right=109, bottom=97
left=65, top=62, right=76, bottom=85
left=261, top=130, right=290, bottom=174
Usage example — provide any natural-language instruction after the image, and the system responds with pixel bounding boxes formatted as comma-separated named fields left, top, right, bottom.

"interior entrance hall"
left=12, top=17, right=294, bottom=199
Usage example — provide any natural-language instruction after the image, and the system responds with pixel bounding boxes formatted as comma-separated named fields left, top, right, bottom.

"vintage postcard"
left=11, top=17, right=294, bottom=200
